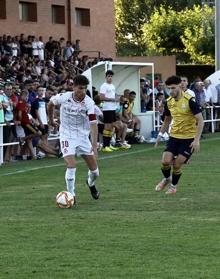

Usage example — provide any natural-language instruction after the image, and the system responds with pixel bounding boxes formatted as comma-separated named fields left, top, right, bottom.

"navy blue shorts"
left=39, top=124, right=49, bottom=135
left=165, top=136, right=194, bottom=161
left=103, top=110, right=117, bottom=124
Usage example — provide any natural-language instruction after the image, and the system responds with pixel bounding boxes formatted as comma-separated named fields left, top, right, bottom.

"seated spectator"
left=121, top=91, right=142, bottom=143
left=15, top=90, right=60, bottom=159
left=113, top=95, right=131, bottom=149
left=15, top=90, right=41, bottom=159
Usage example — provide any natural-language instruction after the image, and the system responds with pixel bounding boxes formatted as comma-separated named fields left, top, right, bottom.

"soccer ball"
left=56, top=191, right=74, bottom=208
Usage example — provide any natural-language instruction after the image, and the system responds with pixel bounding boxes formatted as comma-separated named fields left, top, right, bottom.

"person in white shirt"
left=99, top=70, right=119, bottom=152
left=32, top=37, right=39, bottom=58
left=11, top=38, right=19, bottom=57
left=48, top=75, right=100, bottom=203
left=180, top=76, right=195, bottom=97
left=204, top=79, right=219, bottom=130
left=37, top=36, right=44, bottom=61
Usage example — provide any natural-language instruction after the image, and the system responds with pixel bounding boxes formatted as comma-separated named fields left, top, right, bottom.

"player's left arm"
left=89, top=119, right=98, bottom=157
left=87, top=100, right=98, bottom=156
left=47, top=94, right=64, bottom=127
left=189, top=98, right=204, bottom=153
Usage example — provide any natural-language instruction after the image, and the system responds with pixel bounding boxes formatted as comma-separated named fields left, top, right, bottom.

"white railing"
left=1, top=105, right=220, bottom=165
left=0, top=123, right=59, bottom=165
left=154, top=105, right=220, bottom=132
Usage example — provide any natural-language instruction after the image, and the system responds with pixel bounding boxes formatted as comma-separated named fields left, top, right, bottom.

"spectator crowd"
left=0, top=33, right=113, bottom=163
left=1, top=33, right=220, bottom=164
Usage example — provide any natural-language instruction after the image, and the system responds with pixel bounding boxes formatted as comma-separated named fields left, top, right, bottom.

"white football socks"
left=87, top=168, right=99, bottom=187
left=65, top=168, right=76, bottom=196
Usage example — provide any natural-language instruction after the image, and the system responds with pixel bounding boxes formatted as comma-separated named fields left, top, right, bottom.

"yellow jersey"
left=123, top=99, right=134, bottom=115
left=165, top=92, right=201, bottom=139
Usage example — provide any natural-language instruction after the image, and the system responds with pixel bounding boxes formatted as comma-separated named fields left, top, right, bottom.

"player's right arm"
left=47, top=101, right=56, bottom=127
left=47, top=94, right=61, bottom=128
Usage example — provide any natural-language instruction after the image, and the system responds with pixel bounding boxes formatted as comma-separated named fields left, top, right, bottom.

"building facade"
left=0, top=0, right=116, bottom=58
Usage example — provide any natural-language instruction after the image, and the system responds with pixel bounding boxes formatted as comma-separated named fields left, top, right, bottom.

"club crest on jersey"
left=63, top=148, right=68, bottom=154
left=182, top=104, right=187, bottom=109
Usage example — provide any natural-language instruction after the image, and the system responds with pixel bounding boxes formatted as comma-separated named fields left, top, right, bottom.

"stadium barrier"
left=1, top=105, right=220, bottom=165
left=0, top=123, right=59, bottom=165
left=154, top=105, right=220, bottom=132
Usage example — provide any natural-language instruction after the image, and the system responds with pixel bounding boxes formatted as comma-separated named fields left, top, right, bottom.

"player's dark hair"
left=165, top=75, right=182, bottom=85
left=105, top=70, right=114, bottom=77
left=73, top=75, right=89, bottom=86
left=129, top=91, right=136, bottom=96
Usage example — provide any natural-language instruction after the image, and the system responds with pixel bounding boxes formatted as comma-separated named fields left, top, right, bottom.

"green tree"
left=142, top=5, right=215, bottom=64
left=115, top=0, right=202, bottom=56
left=181, top=6, right=215, bottom=64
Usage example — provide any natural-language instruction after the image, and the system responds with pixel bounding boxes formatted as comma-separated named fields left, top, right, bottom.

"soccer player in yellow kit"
left=155, top=75, right=204, bottom=194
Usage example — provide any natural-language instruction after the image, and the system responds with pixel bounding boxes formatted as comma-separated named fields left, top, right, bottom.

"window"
left=0, top=0, right=6, bottom=19
left=19, top=1, right=37, bottom=22
left=52, top=5, right=65, bottom=24
left=75, top=8, right=90, bottom=26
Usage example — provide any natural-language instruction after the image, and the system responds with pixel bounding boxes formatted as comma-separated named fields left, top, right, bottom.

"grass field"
left=0, top=134, right=220, bottom=279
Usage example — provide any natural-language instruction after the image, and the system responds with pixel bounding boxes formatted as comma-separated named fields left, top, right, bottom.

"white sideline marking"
left=0, top=146, right=159, bottom=177
left=0, top=136, right=220, bottom=177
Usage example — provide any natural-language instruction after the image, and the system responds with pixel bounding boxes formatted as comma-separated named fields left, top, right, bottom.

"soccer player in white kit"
left=48, top=75, right=100, bottom=203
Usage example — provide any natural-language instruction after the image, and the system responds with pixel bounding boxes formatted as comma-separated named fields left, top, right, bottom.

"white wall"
left=83, top=61, right=155, bottom=138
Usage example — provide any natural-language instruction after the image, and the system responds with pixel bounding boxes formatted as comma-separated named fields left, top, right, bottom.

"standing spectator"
left=31, top=86, right=48, bottom=144
left=193, top=81, right=208, bottom=132
left=11, top=37, right=19, bottom=57
left=32, top=37, right=39, bottom=58
left=155, top=92, right=165, bottom=123
left=26, top=35, right=33, bottom=58
left=155, top=76, right=204, bottom=194
left=45, top=36, right=54, bottom=57
left=154, top=80, right=169, bottom=99
left=37, top=36, right=44, bottom=61
left=180, top=76, right=195, bottom=97
left=58, top=37, right=65, bottom=58
left=19, top=34, right=28, bottom=57
left=3, top=83, right=17, bottom=162
left=0, top=85, right=7, bottom=123
left=48, top=75, right=100, bottom=203
left=99, top=70, right=119, bottom=152
left=4, top=36, right=12, bottom=56
left=0, top=36, right=4, bottom=55
left=63, top=41, right=74, bottom=61
left=140, top=78, right=148, bottom=112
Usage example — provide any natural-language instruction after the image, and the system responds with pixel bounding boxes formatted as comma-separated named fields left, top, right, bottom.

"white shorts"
left=60, top=136, right=94, bottom=157
left=16, top=125, right=25, bottom=138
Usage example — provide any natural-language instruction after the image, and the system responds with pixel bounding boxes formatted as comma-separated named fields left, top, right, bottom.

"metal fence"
left=0, top=123, right=59, bottom=165
left=1, top=105, right=220, bottom=165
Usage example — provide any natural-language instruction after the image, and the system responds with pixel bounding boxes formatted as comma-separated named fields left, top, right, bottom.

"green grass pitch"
left=0, top=134, right=220, bottom=279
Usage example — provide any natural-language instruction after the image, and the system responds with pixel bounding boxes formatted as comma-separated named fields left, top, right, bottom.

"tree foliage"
left=181, top=6, right=215, bottom=64
left=115, top=0, right=215, bottom=64
left=142, top=5, right=215, bottom=64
